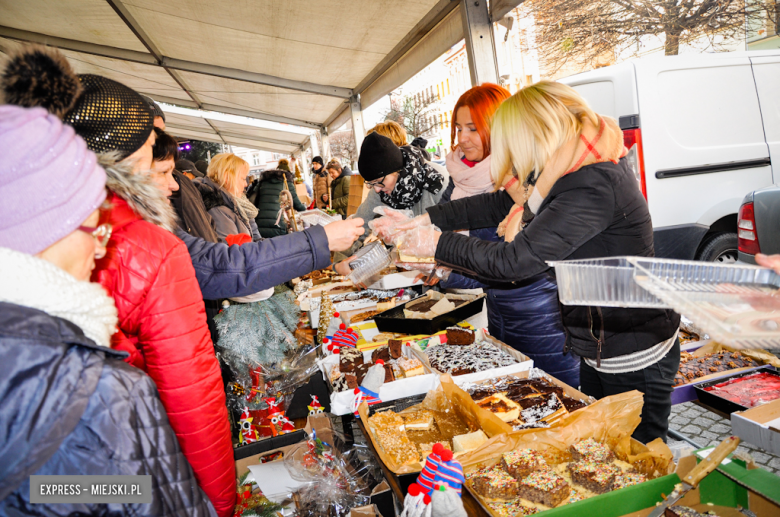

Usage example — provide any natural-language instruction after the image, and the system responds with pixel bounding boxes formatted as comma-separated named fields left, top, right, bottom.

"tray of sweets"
left=694, top=367, right=780, bottom=414
left=373, top=293, right=486, bottom=335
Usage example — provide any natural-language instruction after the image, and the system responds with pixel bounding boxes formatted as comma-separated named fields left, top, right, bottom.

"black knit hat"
left=312, top=156, right=324, bottom=166
left=358, top=132, right=404, bottom=182
left=140, top=94, right=165, bottom=122
left=63, top=74, right=154, bottom=157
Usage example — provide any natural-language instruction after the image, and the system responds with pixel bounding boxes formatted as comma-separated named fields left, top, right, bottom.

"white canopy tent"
left=0, top=0, right=522, bottom=158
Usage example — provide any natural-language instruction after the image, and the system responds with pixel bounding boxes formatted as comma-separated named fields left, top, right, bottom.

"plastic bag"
left=368, top=206, right=414, bottom=243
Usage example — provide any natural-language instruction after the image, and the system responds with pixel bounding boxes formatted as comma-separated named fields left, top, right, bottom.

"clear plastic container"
left=299, top=209, right=342, bottom=227
left=550, top=257, right=668, bottom=308
left=348, top=242, right=392, bottom=286
left=550, top=256, right=780, bottom=349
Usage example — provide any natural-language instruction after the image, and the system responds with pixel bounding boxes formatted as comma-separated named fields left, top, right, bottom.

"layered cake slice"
left=566, top=461, right=621, bottom=494
left=367, top=411, right=419, bottom=466
left=468, top=466, right=518, bottom=500
left=476, top=393, right=521, bottom=422
left=397, top=356, right=425, bottom=377
left=517, top=470, right=570, bottom=507
left=570, top=438, right=615, bottom=463
left=500, top=449, right=547, bottom=479
left=401, top=410, right=434, bottom=431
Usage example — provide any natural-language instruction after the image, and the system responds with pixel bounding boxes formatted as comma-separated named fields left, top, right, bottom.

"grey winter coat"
left=0, top=302, right=216, bottom=517
left=194, top=177, right=261, bottom=241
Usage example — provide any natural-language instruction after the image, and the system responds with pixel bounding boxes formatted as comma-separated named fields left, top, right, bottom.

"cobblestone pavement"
left=669, top=401, right=779, bottom=474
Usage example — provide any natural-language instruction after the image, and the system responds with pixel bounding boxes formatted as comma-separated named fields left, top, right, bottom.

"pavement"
left=669, top=401, right=779, bottom=474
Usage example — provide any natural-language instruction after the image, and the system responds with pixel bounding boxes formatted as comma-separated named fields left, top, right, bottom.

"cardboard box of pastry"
left=671, top=340, right=780, bottom=405
left=444, top=369, right=596, bottom=435
left=460, top=390, right=678, bottom=517
left=356, top=377, right=511, bottom=475
left=317, top=350, right=439, bottom=416
left=411, top=330, right=533, bottom=385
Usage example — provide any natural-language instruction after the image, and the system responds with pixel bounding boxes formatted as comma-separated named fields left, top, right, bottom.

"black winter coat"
left=253, top=169, right=306, bottom=238
left=428, top=158, right=679, bottom=362
left=0, top=302, right=216, bottom=517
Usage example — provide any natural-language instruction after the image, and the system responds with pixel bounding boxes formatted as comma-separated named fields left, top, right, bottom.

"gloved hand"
left=394, top=225, right=441, bottom=259
left=394, top=213, right=432, bottom=233
left=369, top=206, right=414, bottom=243
left=413, top=266, right=452, bottom=286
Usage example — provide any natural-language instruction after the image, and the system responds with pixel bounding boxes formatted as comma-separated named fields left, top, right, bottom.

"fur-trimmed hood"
left=98, top=153, right=178, bottom=232
left=259, top=168, right=294, bottom=184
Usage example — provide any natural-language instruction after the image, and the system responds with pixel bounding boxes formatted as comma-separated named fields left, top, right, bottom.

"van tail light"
left=738, top=202, right=760, bottom=255
left=622, top=128, right=647, bottom=199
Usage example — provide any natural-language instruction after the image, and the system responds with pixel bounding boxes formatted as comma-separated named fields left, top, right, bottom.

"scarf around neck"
left=380, top=145, right=445, bottom=209
left=446, top=147, right=494, bottom=201
left=0, top=247, right=118, bottom=347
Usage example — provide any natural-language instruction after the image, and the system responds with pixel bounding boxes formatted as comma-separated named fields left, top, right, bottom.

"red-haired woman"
left=437, top=83, right=579, bottom=387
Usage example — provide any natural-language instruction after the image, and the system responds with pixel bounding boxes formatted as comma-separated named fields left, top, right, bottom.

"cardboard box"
left=732, top=397, right=780, bottom=455
left=346, top=175, right=366, bottom=217
left=412, top=332, right=533, bottom=385
left=348, top=504, right=382, bottom=517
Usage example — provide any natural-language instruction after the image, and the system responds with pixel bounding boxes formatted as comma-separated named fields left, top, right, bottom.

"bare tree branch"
left=383, top=92, right=441, bottom=139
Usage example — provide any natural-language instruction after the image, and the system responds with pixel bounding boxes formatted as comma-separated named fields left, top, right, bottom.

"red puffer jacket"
left=92, top=192, right=236, bottom=517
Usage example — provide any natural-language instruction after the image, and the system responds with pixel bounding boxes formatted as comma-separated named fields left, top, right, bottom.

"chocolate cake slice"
left=339, top=347, right=363, bottom=373
left=446, top=326, right=476, bottom=345
left=388, top=339, right=403, bottom=359
left=372, top=344, right=391, bottom=363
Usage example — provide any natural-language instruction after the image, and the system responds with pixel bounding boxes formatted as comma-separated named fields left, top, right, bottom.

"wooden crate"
left=346, top=175, right=366, bottom=216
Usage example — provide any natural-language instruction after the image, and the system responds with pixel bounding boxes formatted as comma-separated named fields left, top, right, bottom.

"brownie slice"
left=566, top=461, right=620, bottom=494
left=468, top=466, right=518, bottom=500
left=372, top=345, right=391, bottom=363
left=345, top=374, right=358, bottom=390
left=517, top=470, right=570, bottom=507
left=331, top=374, right=350, bottom=392
left=382, top=362, right=395, bottom=383
left=560, top=397, right=588, bottom=412
left=388, top=339, right=403, bottom=359
left=500, top=449, right=547, bottom=479
left=446, top=326, right=475, bottom=345
left=339, top=347, right=363, bottom=373
left=570, top=438, right=615, bottom=463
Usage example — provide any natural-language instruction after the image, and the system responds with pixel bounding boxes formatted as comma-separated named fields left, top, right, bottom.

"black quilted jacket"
left=429, top=158, right=679, bottom=362
left=0, top=302, right=217, bottom=517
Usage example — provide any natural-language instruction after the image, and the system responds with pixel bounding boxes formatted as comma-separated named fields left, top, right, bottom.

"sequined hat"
left=63, top=74, right=154, bottom=157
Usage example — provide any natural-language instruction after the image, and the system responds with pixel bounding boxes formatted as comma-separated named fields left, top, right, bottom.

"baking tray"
left=373, top=293, right=486, bottom=335
left=694, top=366, right=780, bottom=414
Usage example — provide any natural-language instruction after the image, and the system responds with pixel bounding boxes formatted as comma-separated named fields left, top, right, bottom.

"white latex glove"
left=394, top=225, right=440, bottom=259
left=369, top=206, right=414, bottom=243
left=394, top=213, right=432, bottom=233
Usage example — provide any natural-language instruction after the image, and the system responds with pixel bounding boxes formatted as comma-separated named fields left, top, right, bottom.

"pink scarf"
left=446, top=147, right=494, bottom=200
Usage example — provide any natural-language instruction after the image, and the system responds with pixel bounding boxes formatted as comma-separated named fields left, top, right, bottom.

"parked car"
left=737, top=185, right=780, bottom=264
left=561, top=50, right=780, bottom=263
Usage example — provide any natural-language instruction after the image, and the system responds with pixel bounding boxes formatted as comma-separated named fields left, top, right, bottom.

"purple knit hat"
left=0, top=105, right=107, bottom=255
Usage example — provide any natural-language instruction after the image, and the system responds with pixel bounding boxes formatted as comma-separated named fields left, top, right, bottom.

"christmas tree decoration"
left=316, top=293, right=335, bottom=344
left=308, top=395, right=324, bottom=416
left=238, top=407, right=259, bottom=444
left=215, top=286, right=301, bottom=373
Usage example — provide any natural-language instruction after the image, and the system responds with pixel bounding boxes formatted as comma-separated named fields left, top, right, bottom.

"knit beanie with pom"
left=0, top=105, right=106, bottom=254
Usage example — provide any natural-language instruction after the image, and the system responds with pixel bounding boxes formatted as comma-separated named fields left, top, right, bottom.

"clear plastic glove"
left=394, top=225, right=440, bottom=259
left=393, top=213, right=431, bottom=233
left=413, top=266, right=452, bottom=286
left=368, top=206, right=414, bottom=243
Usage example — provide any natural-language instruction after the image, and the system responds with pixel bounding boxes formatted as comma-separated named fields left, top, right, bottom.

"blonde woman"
left=381, top=81, right=680, bottom=444
left=196, top=153, right=261, bottom=242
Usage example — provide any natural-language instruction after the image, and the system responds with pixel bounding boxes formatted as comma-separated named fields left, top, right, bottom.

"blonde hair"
left=490, top=81, right=598, bottom=188
left=208, top=153, right=250, bottom=196
left=366, top=121, right=407, bottom=147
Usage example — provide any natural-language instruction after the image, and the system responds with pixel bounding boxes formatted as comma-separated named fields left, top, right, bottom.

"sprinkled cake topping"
left=520, top=470, right=566, bottom=491
left=568, top=461, right=619, bottom=484
left=612, top=472, right=647, bottom=489
left=503, top=448, right=545, bottom=466
left=571, top=438, right=614, bottom=463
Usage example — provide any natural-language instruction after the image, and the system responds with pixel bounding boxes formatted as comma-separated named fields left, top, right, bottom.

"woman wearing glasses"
left=333, top=127, right=449, bottom=273
left=0, top=105, right=215, bottom=515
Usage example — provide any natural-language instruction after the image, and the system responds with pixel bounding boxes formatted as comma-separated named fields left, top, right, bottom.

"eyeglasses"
left=366, top=177, right=387, bottom=188
left=78, top=224, right=113, bottom=247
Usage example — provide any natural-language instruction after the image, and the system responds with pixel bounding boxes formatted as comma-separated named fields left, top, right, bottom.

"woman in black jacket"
left=384, top=82, right=680, bottom=444
left=253, top=160, right=306, bottom=237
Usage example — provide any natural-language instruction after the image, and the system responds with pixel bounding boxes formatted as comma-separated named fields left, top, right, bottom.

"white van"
left=560, top=50, right=780, bottom=262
